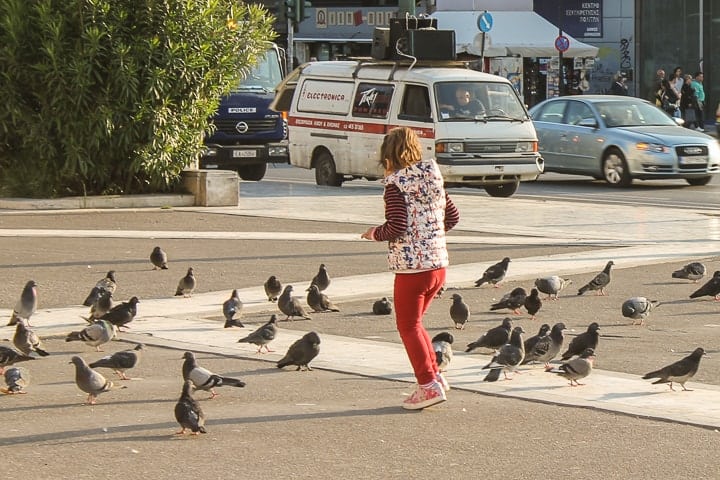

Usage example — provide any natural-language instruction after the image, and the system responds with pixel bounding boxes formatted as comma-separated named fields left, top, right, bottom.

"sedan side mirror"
left=577, top=118, right=599, bottom=128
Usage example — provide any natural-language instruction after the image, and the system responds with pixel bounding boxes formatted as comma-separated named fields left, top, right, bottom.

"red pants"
left=394, top=268, right=446, bottom=385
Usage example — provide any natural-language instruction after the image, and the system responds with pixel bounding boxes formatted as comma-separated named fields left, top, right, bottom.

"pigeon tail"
left=35, top=348, right=50, bottom=357
left=483, top=368, right=502, bottom=382
left=224, top=319, right=245, bottom=328
left=218, top=375, right=245, bottom=388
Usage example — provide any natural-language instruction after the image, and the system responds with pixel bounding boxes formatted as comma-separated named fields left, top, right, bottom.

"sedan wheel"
left=602, top=150, right=632, bottom=187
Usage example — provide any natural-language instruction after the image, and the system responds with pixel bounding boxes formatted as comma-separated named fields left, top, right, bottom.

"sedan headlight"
left=636, top=142, right=669, bottom=153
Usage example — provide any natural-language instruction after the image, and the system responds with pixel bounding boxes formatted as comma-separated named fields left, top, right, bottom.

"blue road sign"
left=477, top=11, right=493, bottom=33
left=555, top=35, right=570, bottom=53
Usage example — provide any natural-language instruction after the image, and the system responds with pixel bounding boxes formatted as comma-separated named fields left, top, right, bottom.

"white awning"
left=431, top=10, right=600, bottom=58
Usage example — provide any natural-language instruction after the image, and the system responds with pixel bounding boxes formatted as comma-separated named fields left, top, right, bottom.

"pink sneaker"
left=402, top=381, right=447, bottom=410
left=436, top=372, right=450, bottom=392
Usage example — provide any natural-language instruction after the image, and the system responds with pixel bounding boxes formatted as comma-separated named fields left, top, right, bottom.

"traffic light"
left=286, top=0, right=311, bottom=24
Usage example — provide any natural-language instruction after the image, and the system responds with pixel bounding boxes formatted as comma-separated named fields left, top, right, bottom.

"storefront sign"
left=534, top=0, right=603, bottom=38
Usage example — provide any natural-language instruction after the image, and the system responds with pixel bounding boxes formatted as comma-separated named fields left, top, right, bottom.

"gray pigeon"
left=264, top=275, right=282, bottom=302
left=175, top=267, right=196, bottom=297
left=642, top=347, right=706, bottom=391
left=0, top=346, right=35, bottom=374
left=523, top=288, right=542, bottom=320
left=175, top=379, right=207, bottom=435
left=83, top=271, right=117, bottom=307
left=13, top=319, right=50, bottom=357
left=672, top=262, right=706, bottom=282
left=482, top=326, right=525, bottom=382
left=372, top=297, right=393, bottom=315
left=70, top=356, right=113, bottom=405
left=560, top=322, right=600, bottom=361
left=278, top=285, right=312, bottom=321
left=306, top=284, right=340, bottom=312
left=98, top=296, right=139, bottom=330
left=577, top=261, right=614, bottom=296
left=277, top=331, right=321, bottom=371
left=150, top=246, right=169, bottom=270
left=65, top=319, right=117, bottom=352
left=223, top=289, right=244, bottom=328
left=8, top=280, right=38, bottom=327
left=85, top=289, right=113, bottom=323
left=534, top=275, right=572, bottom=300
left=523, top=324, right=550, bottom=360
left=2, top=366, right=30, bottom=394
left=449, top=293, right=469, bottom=330
left=689, top=271, right=720, bottom=300
left=182, top=351, right=245, bottom=399
left=89, top=343, right=144, bottom=380
left=474, top=257, right=510, bottom=288
left=465, top=318, right=513, bottom=353
left=310, top=263, right=331, bottom=292
left=549, top=348, right=595, bottom=386
left=522, top=322, right=566, bottom=368
left=432, top=332, right=454, bottom=373
left=237, top=315, right=278, bottom=353
left=621, top=297, right=660, bottom=326
left=490, top=287, right=527, bottom=314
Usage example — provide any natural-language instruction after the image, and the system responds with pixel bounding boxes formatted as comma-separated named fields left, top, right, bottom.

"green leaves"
left=0, top=0, right=274, bottom=197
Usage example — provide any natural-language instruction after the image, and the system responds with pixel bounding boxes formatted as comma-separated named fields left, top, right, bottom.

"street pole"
left=287, top=17, right=294, bottom=73
left=558, top=1, right=563, bottom=96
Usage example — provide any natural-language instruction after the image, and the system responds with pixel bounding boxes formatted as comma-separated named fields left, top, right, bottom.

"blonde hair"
left=380, top=127, right=422, bottom=171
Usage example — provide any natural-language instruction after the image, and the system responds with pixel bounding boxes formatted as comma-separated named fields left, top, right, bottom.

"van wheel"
left=238, top=164, right=267, bottom=181
left=484, top=181, right=518, bottom=197
left=315, top=152, right=343, bottom=187
left=686, top=176, right=712, bottom=186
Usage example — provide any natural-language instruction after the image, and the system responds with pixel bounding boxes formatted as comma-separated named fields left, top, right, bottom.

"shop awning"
left=431, top=10, right=600, bottom=58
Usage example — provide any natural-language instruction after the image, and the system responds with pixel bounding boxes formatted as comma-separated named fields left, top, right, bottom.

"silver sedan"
left=529, top=95, right=720, bottom=186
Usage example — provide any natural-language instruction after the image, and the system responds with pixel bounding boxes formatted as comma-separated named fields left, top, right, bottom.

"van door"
left=350, top=82, right=395, bottom=178
left=396, top=84, right=435, bottom=158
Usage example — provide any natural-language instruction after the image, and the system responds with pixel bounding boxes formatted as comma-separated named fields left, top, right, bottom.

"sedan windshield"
left=595, top=101, right=677, bottom=128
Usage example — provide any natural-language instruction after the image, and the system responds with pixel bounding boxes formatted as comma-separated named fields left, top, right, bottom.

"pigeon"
left=150, top=246, right=169, bottom=270
left=449, top=293, right=469, bottom=330
left=621, top=297, right=660, bottom=326
left=523, top=324, right=550, bottom=359
left=237, top=315, right=278, bottom=353
left=672, top=262, right=706, bottom=282
left=560, top=322, right=600, bottom=361
left=8, top=280, right=38, bottom=327
left=83, top=271, right=117, bottom=307
left=524, top=288, right=543, bottom=320
left=465, top=318, right=513, bottom=353
left=175, top=379, right=207, bottom=435
left=534, top=275, right=572, bottom=300
left=474, top=257, right=510, bottom=288
left=523, top=322, right=566, bottom=368
left=65, top=319, right=117, bottom=352
left=175, top=267, right=196, bottom=297
left=89, top=343, right=144, bottom=380
left=372, top=297, right=393, bottom=315
left=577, top=261, right=614, bottom=296
left=432, top=332, right=454, bottom=373
left=13, top=319, right=50, bottom=357
left=490, top=287, right=527, bottom=315
left=84, top=289, right=113, bottom=323
left=278, top=285, right=312, bottom=321
left=0, top=346, right=35, bottom=374
left=549, top=347, right=595, bottom=386
left=689, top=271, right=720, bottom=301
left=70, top=356, right=113, bottom=405
left=482, top=326, right=525, bottom=382
left=223, top=289, right=244, bottom=328
left=306, top=285, right=340, bottom=312
left=98, top=296, right=139, bottom=330
left=182, top=351, right=245, bottom=399
left=310, top=263, right=331, bottom=292
left=277, top=331, right=321, bottom=371
left=2, top=366, right=30, bottom=394
left=264, top=275, right=282, bottom=302
left=642, top=347, right=706, bottom=391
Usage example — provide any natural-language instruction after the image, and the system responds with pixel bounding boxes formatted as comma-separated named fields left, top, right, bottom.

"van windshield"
left=435, top=82, right=528, bottom=122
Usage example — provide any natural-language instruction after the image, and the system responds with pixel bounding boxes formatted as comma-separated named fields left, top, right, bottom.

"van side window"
left=352, top=83, right=394, bottom=119
left=399, top=85, right=431, bottom=120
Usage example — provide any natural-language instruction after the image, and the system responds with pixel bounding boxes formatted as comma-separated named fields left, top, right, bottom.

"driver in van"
left=440, top=85, right=486, bottom=117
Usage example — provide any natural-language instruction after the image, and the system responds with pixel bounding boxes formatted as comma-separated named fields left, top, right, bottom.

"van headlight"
left=516, top=141, right=537, bottom=152
left=436, top=142, right=464, bottom=154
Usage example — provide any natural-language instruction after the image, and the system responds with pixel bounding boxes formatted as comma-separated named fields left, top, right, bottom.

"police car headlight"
left=203, top=147, right=218, bottom=157
left=269, top=146, right=288, bottom=156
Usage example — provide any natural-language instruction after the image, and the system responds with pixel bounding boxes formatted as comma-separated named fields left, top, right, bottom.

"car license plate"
left=679, top=156, right=707, bottom=165
left=232, top=150, right=257, bottom=158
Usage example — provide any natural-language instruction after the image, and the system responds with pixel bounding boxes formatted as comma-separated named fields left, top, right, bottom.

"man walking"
left=691, top=72, right=705, bottom=131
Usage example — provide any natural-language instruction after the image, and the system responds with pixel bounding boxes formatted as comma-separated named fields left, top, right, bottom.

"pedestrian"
left=680, top=74, right=699, bottom=129
left=609, top=72, right=628, bottom=96
left=691, top=72, right=705, bottom=131
left=360, top=126, right=460, bottom=410
left=656, top=79, right=679, bottom=117
left=669, top=66, right=683, bottom=100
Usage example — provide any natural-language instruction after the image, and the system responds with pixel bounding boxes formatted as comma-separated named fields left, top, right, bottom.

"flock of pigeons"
left=1, top=247, right=718, bottom=431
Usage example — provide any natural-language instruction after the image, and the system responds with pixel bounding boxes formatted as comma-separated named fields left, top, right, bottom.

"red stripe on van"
left=289, top=116, right=434, bottom=139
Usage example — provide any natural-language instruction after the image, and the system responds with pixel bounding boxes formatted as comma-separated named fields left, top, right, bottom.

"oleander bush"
left=0, top=0, right=275, bottom=197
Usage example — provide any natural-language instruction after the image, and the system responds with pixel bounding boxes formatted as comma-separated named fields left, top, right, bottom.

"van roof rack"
left=345, top=57, right=473, bottom=80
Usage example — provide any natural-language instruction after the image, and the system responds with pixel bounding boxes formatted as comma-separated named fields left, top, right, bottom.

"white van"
left=271, top=59, right=544, bottom=197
